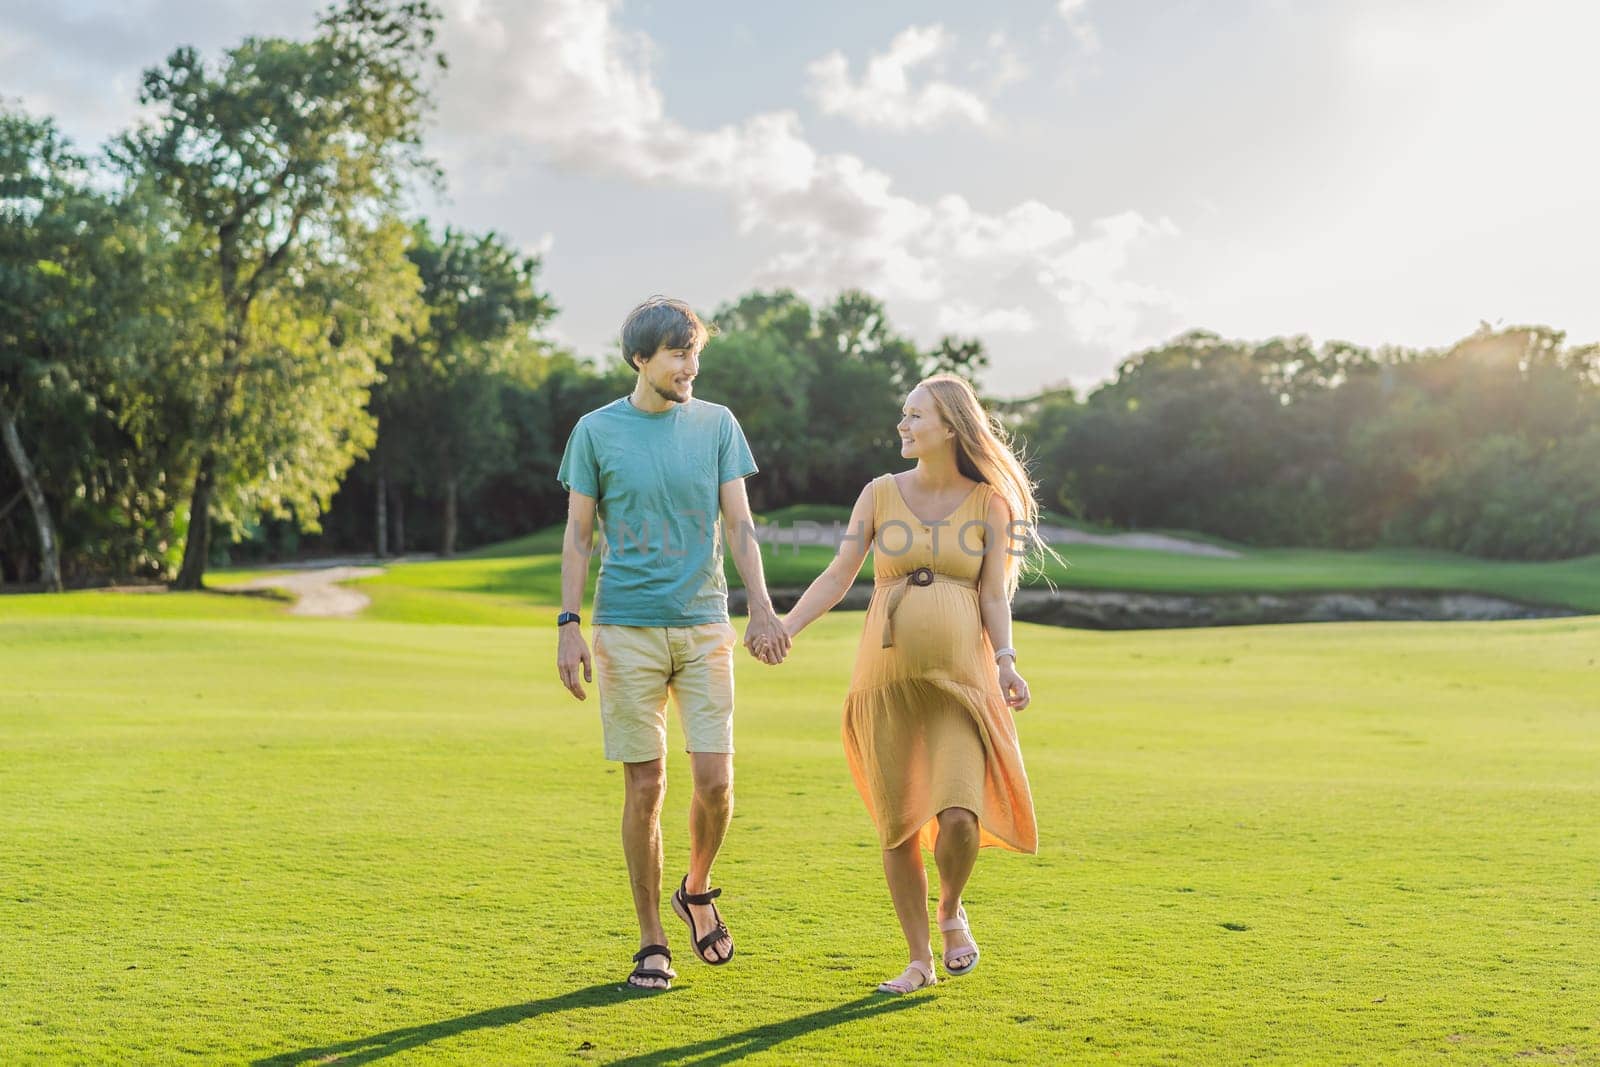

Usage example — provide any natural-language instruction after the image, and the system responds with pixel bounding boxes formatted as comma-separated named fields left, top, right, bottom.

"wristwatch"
left=557, top=611, right=581, bottom=627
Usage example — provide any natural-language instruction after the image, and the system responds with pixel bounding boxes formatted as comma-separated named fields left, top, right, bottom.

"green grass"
left=1029, top=544, right=1600, bottom=611
left=353, top=553, right=593, bottom=625
left=1, top=583, right=1598, bottom=1062
left=0, top=585, right=289, bottom=621
left=754, top=534, right=1600, bottom=611
left=460, top=527, right=569, bottom=559
left=345, top=526, right=1600, bottom=626
left=756, top=503, right=854, bottom=526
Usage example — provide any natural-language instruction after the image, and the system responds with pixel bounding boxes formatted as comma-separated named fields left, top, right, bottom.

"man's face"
left=639, top=343, right=700, bottom=403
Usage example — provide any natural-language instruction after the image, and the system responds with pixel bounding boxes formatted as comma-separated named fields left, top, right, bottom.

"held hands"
left=744, top=609, right=792, bottom=666
left=557, top=624, right=593, bottom=700
left=998, top=661, right=1030, bottom=711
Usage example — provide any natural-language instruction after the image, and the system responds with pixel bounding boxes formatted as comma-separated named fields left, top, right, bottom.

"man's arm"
left=557, top=490, right=597, bottom=699
left=719, top=477, right=790, bottom=664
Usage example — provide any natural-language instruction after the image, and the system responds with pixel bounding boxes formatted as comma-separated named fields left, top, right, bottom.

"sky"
left=3, top=0, right=1596, bottom=397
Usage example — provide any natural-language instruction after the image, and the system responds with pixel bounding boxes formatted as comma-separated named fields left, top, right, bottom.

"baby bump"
left=875, top=584, right=980, bottom=670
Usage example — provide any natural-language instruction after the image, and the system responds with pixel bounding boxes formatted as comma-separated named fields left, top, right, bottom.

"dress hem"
left=843, top=675, right=1039, bottom=855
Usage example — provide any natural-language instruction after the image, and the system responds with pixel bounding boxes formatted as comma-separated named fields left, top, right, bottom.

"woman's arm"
left=782, top=481, right=877, bottom=637
left=978, top=492, right=1030, bottom=710
left=721, top=474, right=789, bottom=663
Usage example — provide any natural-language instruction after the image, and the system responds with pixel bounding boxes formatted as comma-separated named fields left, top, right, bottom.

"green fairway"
left=1025, top=544, right=1600, bottom=611
left=316, top=526, right=1600, bottom=628
left=2, top=585, right=1598, bottom=1063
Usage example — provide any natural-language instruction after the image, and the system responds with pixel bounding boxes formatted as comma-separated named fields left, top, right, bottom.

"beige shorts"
left=593, top=621, right=738, bottom=762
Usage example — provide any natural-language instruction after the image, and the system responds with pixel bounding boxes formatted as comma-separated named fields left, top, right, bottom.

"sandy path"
left=220, top=565, right=384, bottom=618
left=1032, top=525, right=1242, bottom=558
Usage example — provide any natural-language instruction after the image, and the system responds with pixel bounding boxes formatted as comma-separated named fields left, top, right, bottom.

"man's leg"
left=622, top=758, right=670, bottom=986
left=595, top=624, right=675, bottom=988
left=684, top=752, right=734, bottom=962
left=674, top=622, right=738, bottom=963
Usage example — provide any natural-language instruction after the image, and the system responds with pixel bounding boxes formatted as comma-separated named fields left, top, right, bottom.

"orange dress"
left=841, top=474, right=1039, bottom=853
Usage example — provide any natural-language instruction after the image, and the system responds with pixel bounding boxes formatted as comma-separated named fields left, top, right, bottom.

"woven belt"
left=873, top=566, right=979, bottom=648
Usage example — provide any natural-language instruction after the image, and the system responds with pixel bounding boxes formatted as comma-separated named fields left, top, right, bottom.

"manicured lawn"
left=356, top=554, right=575, bottom=625
left=0, top=585, right=289, bottom=621
left=755, top=540, right=1600, bottom=611
left=323, top=527, right=1600, bottom=627
left=1, top=586, right=1597, bottom=1062
left=1028, top=544, right=1600, bottom=610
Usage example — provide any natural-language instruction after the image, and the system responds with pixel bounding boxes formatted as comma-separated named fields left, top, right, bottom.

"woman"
left=774, top=373, right=1045, bottom=994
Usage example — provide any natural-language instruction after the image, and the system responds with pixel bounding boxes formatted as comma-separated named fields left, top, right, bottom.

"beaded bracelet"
left=994, top=646, right=1017, bottom=665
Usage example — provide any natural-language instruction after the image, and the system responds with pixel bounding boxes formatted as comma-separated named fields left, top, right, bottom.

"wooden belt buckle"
left=908, top=566, right=935, bottom=587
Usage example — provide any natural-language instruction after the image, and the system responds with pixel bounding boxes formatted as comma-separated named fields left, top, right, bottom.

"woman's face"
left=897, top=386, right=953, bottom=458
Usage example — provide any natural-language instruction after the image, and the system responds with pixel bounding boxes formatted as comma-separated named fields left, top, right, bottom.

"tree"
left=1010, top=321, right=1600, bottom=559
left=0, top=110, right=96, bottom=590
left=79, top=184, right=219, bottom=579
left=113, top=0, right=441, bottom=588
left=1008, top=386, right=1081, bottom=517
left=695, top=320, right=812, bottom=510
left=1, top=110, right=222, bottom=587
left=378, top=223, right=555, bottom=556
left=924, top=336, right=990, bottom=382
left=703, top=289, right=992, bottom=507
left=816, top=289, right=922, bottom=394
left=1367, top=325, right=1600, bottom=558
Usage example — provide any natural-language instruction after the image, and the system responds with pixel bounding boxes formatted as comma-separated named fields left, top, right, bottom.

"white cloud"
left=13, top=0, right=1600, bottom=395
left=804, top=24, right=991, bottom=132
left=524, top=231, right=556, bottom=258
left=979, top=31, right=1030, bottom=92
left=430, top=0, right=1175, bottom=365
left=937, top=302, right=1038, bottom=335
left=0, top=0, right=1175, bottom=387
left=1040, top=212, right=1179, bottom=348
left=436, top=0, right=666, bottom=170
left=1056, top=0, right=1102, bottom=54
left=0, top=2, right=318, bottom=145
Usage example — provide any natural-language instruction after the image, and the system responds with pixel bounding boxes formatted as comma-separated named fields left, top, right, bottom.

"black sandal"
left=627, top=944, right=675, bottom=989
left=671, top=876, right=735, bottom=965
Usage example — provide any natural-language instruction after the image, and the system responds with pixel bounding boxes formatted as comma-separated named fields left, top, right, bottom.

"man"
left=555, top=295, right=790, bottom=991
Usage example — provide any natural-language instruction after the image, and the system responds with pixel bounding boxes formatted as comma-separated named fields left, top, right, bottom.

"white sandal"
left=876, top=958, right=937, bottom=994
left=939, top=905, right=980, bottom=976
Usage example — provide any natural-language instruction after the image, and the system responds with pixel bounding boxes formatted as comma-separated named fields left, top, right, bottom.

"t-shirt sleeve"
left=719, top=408, right=759, bottom=484
left=556, top=420, right=601, bottom=497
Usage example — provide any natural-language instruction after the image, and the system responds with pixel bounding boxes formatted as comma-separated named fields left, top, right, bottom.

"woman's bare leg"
left=934, top=806, right=980, bottom=967
left=881, top=836, right=933, bottom=967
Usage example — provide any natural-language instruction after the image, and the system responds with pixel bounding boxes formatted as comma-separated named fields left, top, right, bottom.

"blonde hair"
left=917, top=373, right=1061, bottom=600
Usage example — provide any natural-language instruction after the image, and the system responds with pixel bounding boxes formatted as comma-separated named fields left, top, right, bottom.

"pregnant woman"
left=774, top=373, right=1046, bottom=994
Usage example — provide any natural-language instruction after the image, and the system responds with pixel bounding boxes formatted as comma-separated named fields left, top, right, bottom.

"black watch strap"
left=557, top=611, right=581, bottom=627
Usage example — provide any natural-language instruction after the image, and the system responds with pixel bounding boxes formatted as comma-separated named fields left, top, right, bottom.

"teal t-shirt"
left=557, top=397, right=758, bottom=626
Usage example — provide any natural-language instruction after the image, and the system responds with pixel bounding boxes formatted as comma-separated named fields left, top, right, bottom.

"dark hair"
left=621, top=296, right=717, bottom=370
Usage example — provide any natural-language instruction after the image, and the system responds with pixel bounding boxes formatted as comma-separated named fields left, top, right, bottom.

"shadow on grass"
left=252, top=983, right=655, bottom=1065
left=254, top=987, right=923, bottom=1066
left=607, top=994, right=926, bottom=1066
left=207, top=587, right=294, bottom=604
